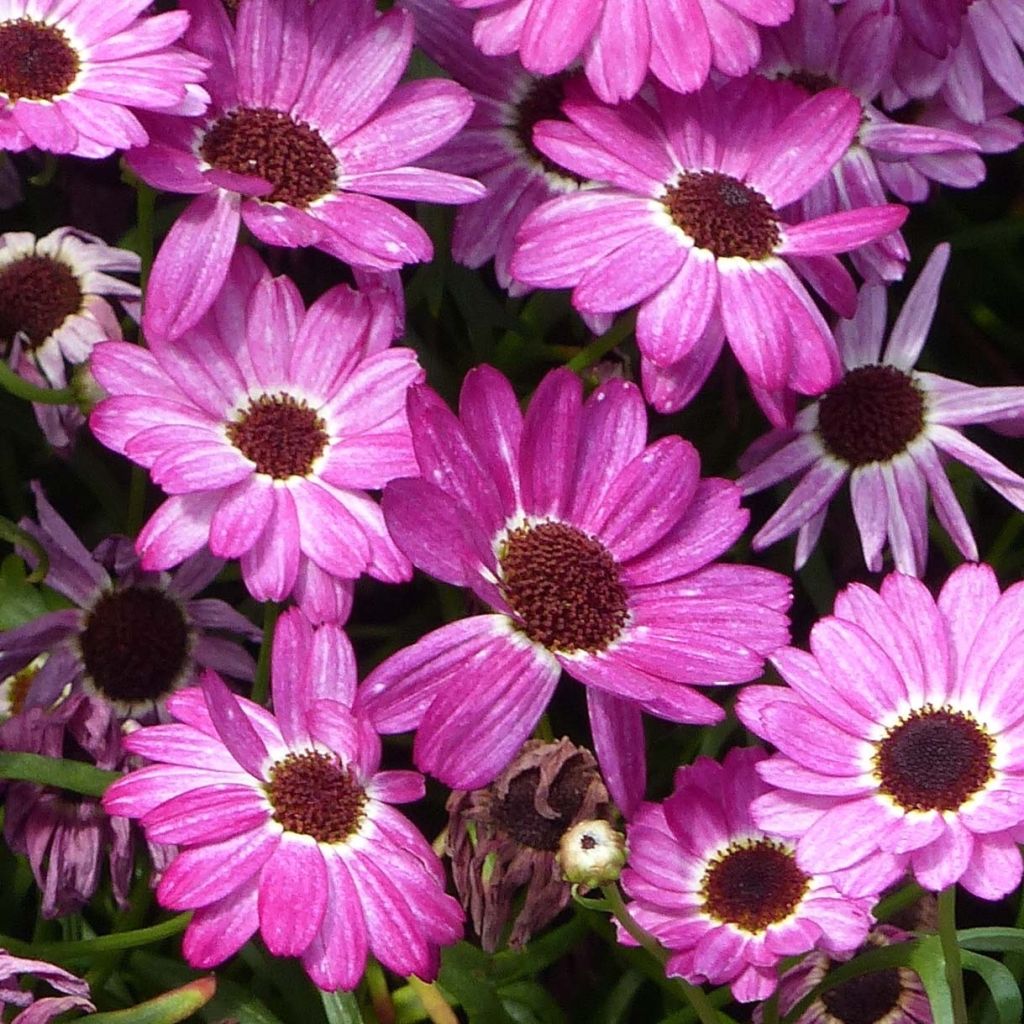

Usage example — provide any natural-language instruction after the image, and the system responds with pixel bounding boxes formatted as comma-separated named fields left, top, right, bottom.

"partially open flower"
left=446, top=737, right=611, bottom=951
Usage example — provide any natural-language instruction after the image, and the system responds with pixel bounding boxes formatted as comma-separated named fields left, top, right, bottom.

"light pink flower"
left=130, top=0, right=483, bottom=341
left=739, top=244, right=1024, bottom=575
left=622, top=748, right=873, bottom=1003
left=104, top=609, right=462, bottom=987
left=0, top=949, right=93, bottom=1024
left=90, top=248, right=418, bottom=621
left=361, top=366, right=792, bottom=816
left=0, top=0, right=208, bottom=158
left=0, top=227, right=139, bottom=451
left=738, top=563, right=1024, bottom=901
left=446, top=0, right=794, bottom=103
left=510, top=76, right=908, bottom=426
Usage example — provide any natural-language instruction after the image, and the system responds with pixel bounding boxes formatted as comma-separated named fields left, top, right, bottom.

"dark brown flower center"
left=701, top=838, right=809, bottom=932
left=663, top=171, right=780, bottom=260
left=817, top=364, right=926, bottom=466
left=200, top=107, right=337, bottom=207
left=490, top=755, right=592, bottom=851
left=512, top=72, right=584, bottom=183
left=80, top=587, right=191, bottom=705
left=820, top=968, right=904, bottom=1024
left=875, top=706, right=994, bottom=813
left=0, top=18, right=79, bottom=102
left=267, top=750, right=366, bottom=842
left=0, top=255, right=83, bottom=349
left=499, top=521, right=628, bottom=653
left=226, top=393, right=328, bottom=479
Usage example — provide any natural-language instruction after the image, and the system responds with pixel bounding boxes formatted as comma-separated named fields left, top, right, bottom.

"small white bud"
left=557, top=819, right=626, bottom=890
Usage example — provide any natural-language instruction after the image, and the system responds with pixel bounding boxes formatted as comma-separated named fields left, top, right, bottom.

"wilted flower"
left=0, top=949, right=93, bottom=1023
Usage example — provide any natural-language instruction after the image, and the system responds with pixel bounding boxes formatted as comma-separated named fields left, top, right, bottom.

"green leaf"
left=0, top=751, right=121, bottom=797
left=499, top=980, right=566, bottom=1024
left=439, top=942, right=516, bottom=1024
left=87, top=978, right=216, bottom=1024
left=0, top=914, right=191, bottom=964
left=493, top=916, right=589, bottom=984
left=961, top=950, right=1023, bottom=1024
left=321, top=990, right=364, bottom=1024
left=909, top=934, right=955, bottom=1024
left=0, top=555, right=47, bottom=628
left=958, top=928, right=1024, bottom=955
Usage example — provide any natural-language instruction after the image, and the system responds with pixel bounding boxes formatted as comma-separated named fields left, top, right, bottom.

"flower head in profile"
left=622, top=748, right=873, bottom=1003
left=104, top=609, right=462, bottom=988
left=91, top=248, right=419, bottom=622
left=0, top=0, right=208, bottom=157
left=510, top=77, right=907, bottom=425
left=361, top=366, right=792, bottom=816
left=757, top=925, right=932, bottom=1024
left=446, top=0, right=793, bottom=103
left=0, top=227, right=139, bottom=451
left=739, top=244, right=1024, bottom=575
left=0, top=948, right=93, bottom=1023
left=738, top=563, right=1024, bottom=902
left=130, top=0, right=483, bottom=340
left=0, top=483, right=258, bottom=714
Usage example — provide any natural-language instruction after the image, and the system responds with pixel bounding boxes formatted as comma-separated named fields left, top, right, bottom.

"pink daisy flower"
left=446, top=0, right=794, bottom=104
left=758, top=0, right=979, bottom=284
left=891, top=0, right=968, bottom=58
left=739, top=244, right=1024, bottom=575
left=756, top=925, right=933, bottom=1024
left=130, top=0, right=484, bottom=341
left=360, top=366, right=792, bottom=816
left=0, top=483, right=258, bottom=714
left=510, top=76, right=908, bottom=426
left=738, top=563, right=1024, bottom=901
left=621, top=748, right=873, bottom=1003
left=0, top=226, right=139, bottom=451
left=103, top=609, right=462, bottom=987
left=90, top=248, right=418, bottom=621
left=0, top=0, right=208, bottom=158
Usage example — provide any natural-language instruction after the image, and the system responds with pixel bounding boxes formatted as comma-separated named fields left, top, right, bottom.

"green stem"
left=0, top=752, right=120, bottom=796
left=0, top=359, right=76, bottom=405
left=251, top=601, right=281, bottom=706
left=0, top=913, right=191, bottom=962
left=136, top=181, right=157, bottom=298
left=0, top=514, right=48, bottom=582
left=600, top=884, right=721, bottom=1024
left=126, top=466, right=148, bottom=536
left=938, top=886, right=969, bottom=1024
left=565, top=312, right=637, bottom=375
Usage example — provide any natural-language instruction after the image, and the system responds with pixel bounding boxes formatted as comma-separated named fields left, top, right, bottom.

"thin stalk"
left=565, top=312, right=637, bottom=375
left=251, top=602, right=281, bottom=706
left=600, top=883, right=721, bottom=1024
left=407, top=979, right=459, bottom=1024
left=0, top=360, right=75, bottom=405
left=937, top=886, right=968, bottom=1024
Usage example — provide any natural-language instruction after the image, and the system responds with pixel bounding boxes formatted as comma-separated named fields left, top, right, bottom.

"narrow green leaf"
left=909, top=934, right=955, bottom=1024
left=439, top=942, right=516, bottom=1024
left=86, top=977, right=216, bottom=1024
left=0, top=751, right=121, bottom=797
left=322, top=990, right=364, bottom=1024
left=958, top=928, right=1024, bottom=955
left=961, top=950, right=1023, bottom=1024
left=0, top=555, right=47, bottom=627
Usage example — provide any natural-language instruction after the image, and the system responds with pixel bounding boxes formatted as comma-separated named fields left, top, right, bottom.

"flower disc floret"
left=79, top=586, right=191, bottom=705
left=267, top=751, right=366, bottom=842
left=200, top=108, right=338, bottom=208
left=227, top=394, right=328, bottom=480
left=821, top=968, right=903, bottom=1023
left=875, top=706, right=994, bottom=813
left=0, top=255, right=82, bottom=349
left=664, top=172, right=781, bottom=262
left=498, top=521, right=628, bottom=653
left=0, top=18, right=79, bottom=101
left=701, top=838, right=809, bottom=933
left=817, top=365, right=926, bottom=466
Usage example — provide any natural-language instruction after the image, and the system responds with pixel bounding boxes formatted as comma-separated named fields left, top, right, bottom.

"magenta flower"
left=758, top=0, right=978, bottom=283
left=621, top=748, right=873, bottom=1003
left=510, top=77, right=908, bottom=426
left=738, top=563, right=1024, bottom=901
left=130, top=0, right=483, bottom=341
left=0, top=949, right=93, bottom=1023
left=361, top=366, right=792, bottom=816
left=0, top=0, right=208, bottom=158
left=0, top=227, right=139, bottom=451
left=739, top=244, right=1024, bottom=575
left=1, top=692, right=155, bottom=918
left=90, top=248, right=419, bottom=621
left=0, top=483, right=258, bottom=713
left=891, top=0, right=968, bottom=58
left=104, top=609, right=462, bottom=987
left=446, top=0, right=794, bottom=103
